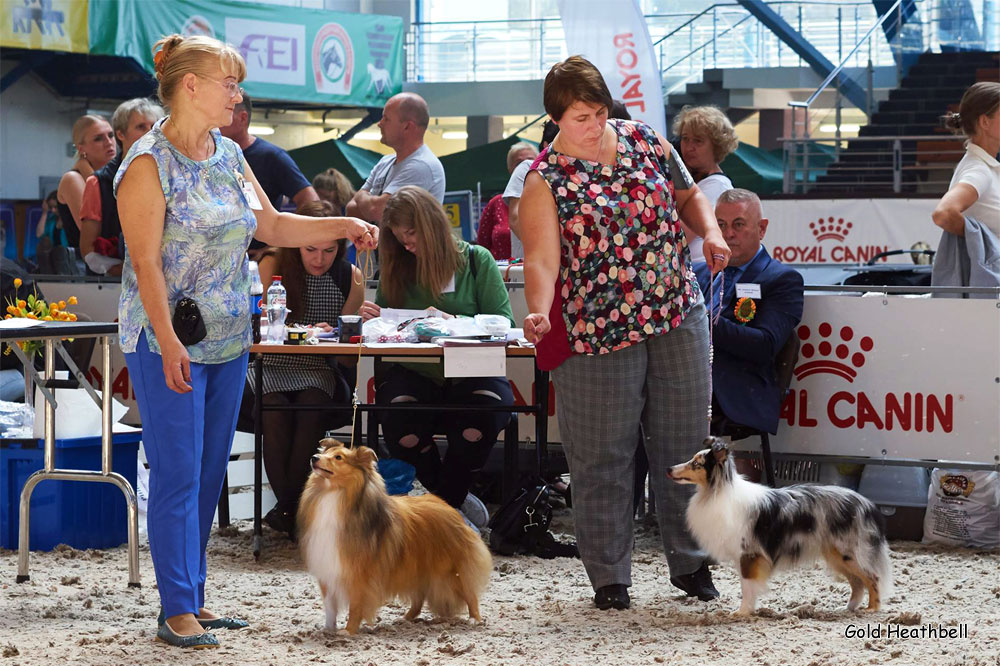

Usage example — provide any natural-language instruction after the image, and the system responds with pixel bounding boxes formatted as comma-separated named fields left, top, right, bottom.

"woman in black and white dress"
left=256, top=200, right=364, bottom=538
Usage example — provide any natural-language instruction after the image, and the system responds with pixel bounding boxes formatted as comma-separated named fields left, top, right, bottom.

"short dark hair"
left=234, top=90, right=253, bottom=123
left=610, top=100, right=632, bottom=120
left=543, top=55, right=613, bottom=121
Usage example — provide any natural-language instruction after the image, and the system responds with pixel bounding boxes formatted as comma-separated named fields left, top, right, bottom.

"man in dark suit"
left=695, top=188, right=804, bottom=436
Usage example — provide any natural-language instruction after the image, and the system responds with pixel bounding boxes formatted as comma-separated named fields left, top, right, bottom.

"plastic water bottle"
left=249, top=261, right=264, bottom=344
left=266, top=275, right=288, bottom=343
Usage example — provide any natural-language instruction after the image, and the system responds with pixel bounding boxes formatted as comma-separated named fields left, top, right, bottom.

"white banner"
left=764, top=198, right=940, bottom=264
left=225, top=18, right=306, bottom=86
left=557, top=0, right=666, bottom=136
left=766, top=296, right=999, bottom=463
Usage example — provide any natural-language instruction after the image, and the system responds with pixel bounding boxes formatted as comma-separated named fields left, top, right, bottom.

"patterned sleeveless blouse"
left=531, top=119, right=700, bottom=365
left=115, top=117, right=257, bottom=363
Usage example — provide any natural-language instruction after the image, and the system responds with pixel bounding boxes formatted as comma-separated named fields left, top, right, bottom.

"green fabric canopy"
left=439, top=136, right=530, bottom=194
left=287, top=139, right=384, bottom=189
left=720, top=142, right=786, bottom=194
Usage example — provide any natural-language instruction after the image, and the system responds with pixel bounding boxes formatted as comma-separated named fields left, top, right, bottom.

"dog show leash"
left=348, top=241, right=377, bottom=449
left=707, top=254, right=725, bottom=436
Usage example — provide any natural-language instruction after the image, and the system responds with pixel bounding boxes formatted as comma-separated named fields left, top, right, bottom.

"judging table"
left=3, top=321, right=140, bottom=587
left=249, top=341, right=549, bottom=559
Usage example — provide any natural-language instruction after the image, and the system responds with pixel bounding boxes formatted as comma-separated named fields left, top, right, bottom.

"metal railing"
left=406, top=0, right=996, bottom=84
left=783, top=134, right=966, bottom=194
left=405, top=1, right=897, bottom=83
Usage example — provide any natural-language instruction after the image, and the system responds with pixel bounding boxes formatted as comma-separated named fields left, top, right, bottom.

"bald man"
left=694, top=188, right=804, bottom=436
left=346, top=93, right=446, bottom=223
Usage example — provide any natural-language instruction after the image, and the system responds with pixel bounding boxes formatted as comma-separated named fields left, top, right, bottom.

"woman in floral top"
left=115, top=34, right=378, bottom=648
left=521, top=56, right=731, bottom=612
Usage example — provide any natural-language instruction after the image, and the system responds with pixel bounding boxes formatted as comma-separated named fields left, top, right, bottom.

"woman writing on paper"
left=359, top=185, right=514, bottom=532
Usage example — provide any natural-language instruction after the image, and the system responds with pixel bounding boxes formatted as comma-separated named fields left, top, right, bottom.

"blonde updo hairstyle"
left=71, top=114, right=111, bottom=159
left=671, top=105, right=739, bottom=163
left=942, top=82, right=1000, bottom=138
left=152, top=34, right=247, bottom=107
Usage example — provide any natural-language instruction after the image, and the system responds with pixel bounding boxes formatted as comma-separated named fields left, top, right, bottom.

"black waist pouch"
left=172, top=297, right=206, bottom=346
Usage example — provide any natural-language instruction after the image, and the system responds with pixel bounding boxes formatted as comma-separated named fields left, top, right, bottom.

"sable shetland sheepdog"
left=668, top=438, right=893, bottom=616
left=297, top=441, right=492, bottom=634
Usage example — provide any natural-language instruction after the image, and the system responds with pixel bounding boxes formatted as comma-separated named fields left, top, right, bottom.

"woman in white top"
left=671, top=105, right=739, bottom=260
left=933, top=82, right=1000, bottom=237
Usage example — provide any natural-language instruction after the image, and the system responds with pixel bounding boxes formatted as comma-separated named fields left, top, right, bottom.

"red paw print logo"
left=809, top=217, right=852, bottom=242
left=794, top=323, right=873, bottom=383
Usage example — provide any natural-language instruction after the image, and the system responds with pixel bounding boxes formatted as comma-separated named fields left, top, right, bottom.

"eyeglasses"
left=204, top=77, right=244, bottom=99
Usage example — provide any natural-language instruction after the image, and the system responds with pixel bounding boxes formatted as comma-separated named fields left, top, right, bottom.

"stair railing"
left=783, top=0, right=905, bottom=193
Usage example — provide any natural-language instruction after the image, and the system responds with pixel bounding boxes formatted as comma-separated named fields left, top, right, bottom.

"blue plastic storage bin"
left=1, top=432, right=141, bottom=551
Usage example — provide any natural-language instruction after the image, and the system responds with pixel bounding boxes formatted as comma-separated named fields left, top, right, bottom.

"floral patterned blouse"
left=531, top=119, right=700, bottom=367
left=114, top=117, right=257, bottom=364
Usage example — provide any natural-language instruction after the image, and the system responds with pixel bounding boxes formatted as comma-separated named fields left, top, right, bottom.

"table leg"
left=534, top=365, right=550, bottom=478
left=101, top=336, right=140, bottom=588
left=253, top=353, right=263, bottom=560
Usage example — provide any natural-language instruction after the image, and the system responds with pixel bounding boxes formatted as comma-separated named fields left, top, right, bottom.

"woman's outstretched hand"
left=346, top=218, right=379, bottom=251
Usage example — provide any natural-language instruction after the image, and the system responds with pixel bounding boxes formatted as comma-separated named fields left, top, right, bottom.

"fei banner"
left=88, top=0, right=403, bottom=107
left=1, top=0, right=89, bottom=53
left=764, top=198, right=940, bottom=264
left=556, top=0, right=666, bottom=136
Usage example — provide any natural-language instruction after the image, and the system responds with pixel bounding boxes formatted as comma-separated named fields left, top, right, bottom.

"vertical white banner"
left=557, top=0, right=666, bottom=136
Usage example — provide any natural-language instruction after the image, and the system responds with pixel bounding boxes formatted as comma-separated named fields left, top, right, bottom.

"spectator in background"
left=37, top=191, right=65, bottom=246
left=933, top=82, right=1000, bottom=237
left=56, top=114, right=117, bottom=262
left=694, top=189, right=804, bottom=437
left=220, top=91, right=319, bottom=259
left=312, top=168, right=356, bottom=214
left=254, top=200, right=364, bottom=540
left=346, top=92, right=445, bottom=227
left=671, top=105, right=739, bottom=262
left=79, top=98, right=165, bottom=276
left=359, top=186, right=513, bottom=533
left=477, top=141, right=538, bottom=260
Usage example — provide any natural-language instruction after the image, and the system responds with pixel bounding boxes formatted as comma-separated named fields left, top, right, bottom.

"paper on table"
left=0, top=318, right=43, bottom=329
left=443, top=345, right=507, bottom=378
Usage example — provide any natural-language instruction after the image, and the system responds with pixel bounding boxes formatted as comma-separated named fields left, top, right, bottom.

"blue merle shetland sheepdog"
left=668, top=438, right=892, bottom=616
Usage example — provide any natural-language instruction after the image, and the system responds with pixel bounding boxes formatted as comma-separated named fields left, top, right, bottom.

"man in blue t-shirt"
left=220, top=93, right=319, bottom=254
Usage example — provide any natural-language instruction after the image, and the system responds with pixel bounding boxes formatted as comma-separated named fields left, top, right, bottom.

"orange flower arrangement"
left=4, top=277, right=79, bottom=357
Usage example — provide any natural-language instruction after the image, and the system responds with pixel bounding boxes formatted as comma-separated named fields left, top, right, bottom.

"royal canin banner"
left=557, top=0, right=667, bottom=136
left=757, top=296, right=999, bottom=464
left=764, top=199, right=940, bottom=265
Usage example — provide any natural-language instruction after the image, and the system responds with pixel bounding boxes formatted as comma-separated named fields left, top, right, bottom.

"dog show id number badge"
left=236, top=171, right=263, bottom=210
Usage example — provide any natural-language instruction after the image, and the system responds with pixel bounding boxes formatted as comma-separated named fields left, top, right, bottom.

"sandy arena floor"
left=2, top=508, right=998, bottom=666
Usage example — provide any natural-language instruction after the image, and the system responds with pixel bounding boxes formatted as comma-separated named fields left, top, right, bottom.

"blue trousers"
left=125, top=331, right=248, bottom=618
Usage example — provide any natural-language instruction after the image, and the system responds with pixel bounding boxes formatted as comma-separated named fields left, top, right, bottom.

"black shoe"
left=263, top=508, right=297, bottom=541
left=670, top=562, right=719, bottom=602
left=594, top=584, right=630, bottom=610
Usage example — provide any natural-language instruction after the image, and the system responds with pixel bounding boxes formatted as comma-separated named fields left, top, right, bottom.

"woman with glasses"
left=114, top=33, right=378, bottom=649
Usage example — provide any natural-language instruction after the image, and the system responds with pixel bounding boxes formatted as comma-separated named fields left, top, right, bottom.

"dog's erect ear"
left=318, top=437, right=339, bottom=451
left=711, top=439, right=730, bottom=464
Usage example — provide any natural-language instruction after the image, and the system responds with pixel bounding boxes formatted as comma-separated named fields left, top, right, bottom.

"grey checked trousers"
left=551, top=303, right=711, bottom=590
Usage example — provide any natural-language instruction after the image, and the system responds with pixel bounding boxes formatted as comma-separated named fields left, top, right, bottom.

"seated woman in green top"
left=360, top=186, right=514, bottom=531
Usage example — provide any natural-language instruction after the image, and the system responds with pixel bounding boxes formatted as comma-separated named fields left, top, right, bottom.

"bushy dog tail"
left=872, top=539, right=894, bottom=600
left=426, top=530, right=492, bottom=617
